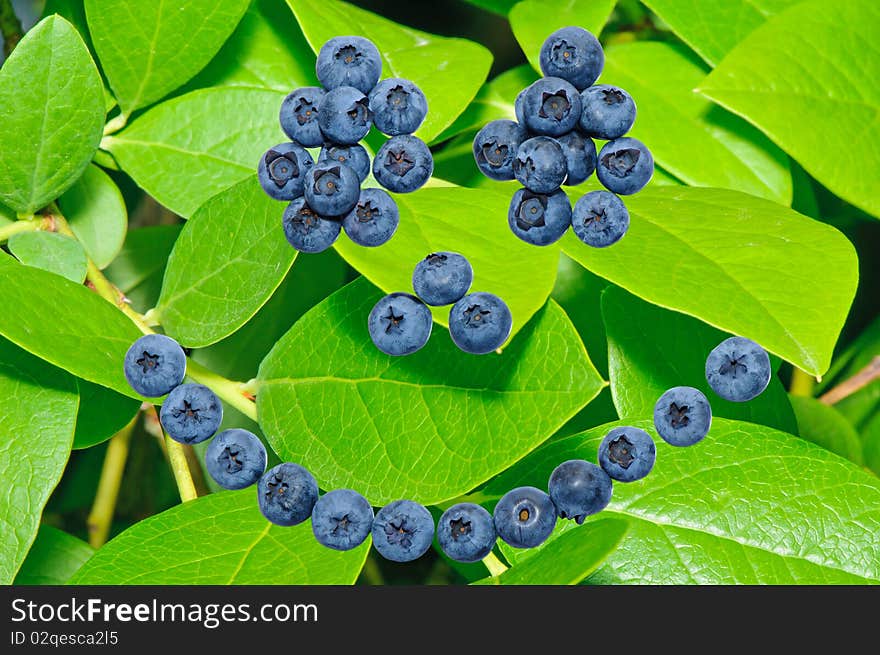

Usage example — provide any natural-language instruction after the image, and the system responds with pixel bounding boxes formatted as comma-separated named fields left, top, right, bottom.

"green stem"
left=103, top=115, right=127, bottom=136
left=185, top=358, right=258, bottom=422
left=482, top=551, right=508, bottom=578
left=0, top=217, right=49, bottom=242
left=0, top=0, right=23, bottom=58
left=86, top=413, right=138, bottom=548
left=165, top=435, right=198, bottom=502
left=789, top=368, right=815, bottom=397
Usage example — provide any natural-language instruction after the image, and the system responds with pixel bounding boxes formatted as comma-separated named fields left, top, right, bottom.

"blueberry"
left=437, top=502, right=497, bottom=563
left=317, top=86, right=372, bottom=145
left=514, top=88, right=526, bottom=127
left=411, top=251, right=473, bottom=306
left=548, top=460, right=613, bottom=524
left=472, top=119, right=529, bottom=182
left=257, top=142, right=314, bottom=201
left=705, top=336, right=771, bottom=402
left=596, top=137, right=654, bottom=195
left=493, top=486, right=557, bottom=549
left=311, top=489, right=374, bottom=551
left=318, top=143, right=371, bottom=183
left=282, top=197, right=342, bottom=253
left=123, top=334, right=186, bottom=397
left=368, top=292, right=433, bottom=356
left=369, top=78, right=428, bottom=136
left=204, top=428, right=267, bottom=490
left=315, top=35, right=382, bottom=95
left=303, top=161, right=361, bottom=217
left=373, top=134, right=433, bottom=193
left=571, top=190, right=629, bottom=248
left=279, top=86, right=326, bottom=147
left=556, top=129, right=597, bottom=186
left=653, top=386, right=713, bottom=447
left=518, top=77, right=582, bottom=137
left=257, top=462, right=318, bottom=527
left=513, top=136, right=567, bottom=194
left=508, top=187, right=572, bottom=246
left=371, top=500, right=434, bottom=562
left=159, top=383, right=223, bottom=445
left=448, top=291, right=513, bottom=355
left=598, top=426, right=656, bottom=483
left=539, top=26, right=604, bottom=91
left=342, top=187, right=399, bottom=247
left=579, top=84, right=636, bottom=140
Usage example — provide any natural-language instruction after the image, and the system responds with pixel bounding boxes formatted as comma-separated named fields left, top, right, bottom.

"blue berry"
left=596, top=137, right=654, bottom=195
left=282, top=197, right=342, bottom=253
left=653, top=386, right=713, bottom=447
left=342, top=187, right=399, bottom=247
left=159, top=383, right=222, bottom=445
left=204, top=428, right=267, bottom=490
left=598, top=426, right=656, bottom=483
left=437, top=503, right=497, bottom=563
left=311, top=489, right=374, bottom=551
left=508, top=187, right=572, bottom=246
left=548, top=460, right=613, bottom=524
left=519, top=77, right=582, bottom=137
left=556, top=129, right=596, bottom=186
left=368, top=292, right=433, bottom=356
left=539, top=26, right=604, bottom=91
left=315, top=36, right=382, bottom=95
left=303, top=161, right=361, bottom=217
left=257, top=462, right=318, bottom=527
left=279, top=86, right=325, bottom=147
left=318, top=143, right=371, bottom=183
left=571, top=190, right=629, bottom=248
left=448, top=291, right=513, bottom=355
left=493, top=486, right=557, bottom=549
left=705, top=336, right=771, bottom=402
left=411, top=251, right=473, bottom=306
left=317, top=86, right=372, bottom=145
left=472, top=119, right=529, bottom=182
left=513, top=136, right=567, bottom=194
left=257, top=142, right=314, bottom=201
left=514, top=88, right=526, bottom=126
left=371, top=500, right=435, bottom=562
left=373, top=134, right=433, bottom=193
left=123, top=334, right=186, bottom=397
left=369, top=78, right=428, bottom=136
left=579, top=84, right=636, bottom=140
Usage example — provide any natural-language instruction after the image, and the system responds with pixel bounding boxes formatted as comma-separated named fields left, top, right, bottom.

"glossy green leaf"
left=85, top=0, right=250, bottom=116
left=73, top=379, right=141, bottom=450
left=698, top=0, right=880, bottom=218
left=0, top=339, right=78, bottom=584
left=483, top=418, right=880, bottom=583
left=863, top=415, right=880, bottom=477
left=14, top=526, right=94, bottom=585
left=257, top=277, right=604, bottom=505
left=288, top=0, right=492, bottom=142
left=789, top=395, right=863, bottom=465
left=8, top=231, right=88, bottom=283
left=105, top=224, right=181, bottom=314
left=561, top=186, right=858, bottom=376
left=0, top=16, right=104, bottom=213
left=602, top=286, right=797, bottom=434
left=157, top=177, right=296, bottom=348
left=104, top=88, right=285, bottom=217
left=462, top=0, right=519, bottom=15
left=70, top=489, right=368, bottom=584
left=57, top=164, right=127, bottom=269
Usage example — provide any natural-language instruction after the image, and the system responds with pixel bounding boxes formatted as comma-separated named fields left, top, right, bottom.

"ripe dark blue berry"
left=303, top=161, right=361, bottom=217
left=571, top=190, right=629, bottom=248
left=508, top=187, right=572, bottom=246
left=653, top=386, right=713, bottom=447
left=437, top=502, right=497, bottom=563
left=317, top=86, right=372, bottom=145
left=369, top=78, right=428, bottom=136
left=411, top=251, right=473, bottom=306
left=493, top=486, right=557, bottom=549
left=257, top=462, right=318, bottom=527
left=539, top=26, right=604, bottom=91
left=371, top=500, right=435, bottom=562
left=373, top=134, right=433, bottom=193
left=282, top=197, right=342, bottom=253
left=705, top=336, right=771, bottom=402
left=123, top=333, right=186, bottom=397
left=159, top=383, right=223, bottom=444
left=342, top=187, right=399, bottom=247
left=368, top=292, right=433, bottom=356
left=204, top=428, right=267, bottom=490
left=472, top=119, right=529, bottom=181
left=315, top=36, right=382, bottom=95
left=257, top=142, right=314, bottom=201
left=556, top=129, right=597, bottom=186
left=318, top=143, right=371, bottom=183
left=311, top=489, right=374, bottom=551
left=579, top=84, right=637, bottom=140
left=279, top=86, right=326, bottom=147
left=519, top=77, right=582, bottom=137
left=448, top=292, right=513, bottom=355
left=596, top=137, right=654, bottom=195
left=513, top=136, right=567, bottom=194
left=548, top=460, right=613, bottom=524
left=598, top=426, right=656, bottom=483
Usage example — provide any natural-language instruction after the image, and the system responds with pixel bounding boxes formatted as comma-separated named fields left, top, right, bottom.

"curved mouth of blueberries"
left=584, top=208, right=606, bottom=228
left=516, top=504, right=532, bottom=523
left=220, top=447, right=243, bottom=474
left=136, top=350, right=159, bottom=373
left=385, top=149, right=415, bottom=176
left=463, top=304, right=491, bottom=328
left=602, top=88, right=626, bottom=105
left=601, top=149, right=641, bottom=177
left=292, top=208, right=319, bottom=231
left=266, top=474, right=289, bottom=501
left=335, top=44, right=362, bottom=65
left=171, top=400, right=203, bottom=423
left=550, top=39, right=576, bottom=65
left=356, top=201, right=377, bottom=222
left=668, top=402, right=690, bottom=428
left=331, top=514, right=352, bottom=536
left=608, top=436, right=635, bottom=469
left=295, top=99, right=317, bottom=125
left=426, top=253, right=447, bottom=266
left=385, top=520, right=414, bottom=547
left=516, top=193, right=548, bottom=230
left=481, top=140, right=508, bottom=167
left=720, top=353, right=748, bottom=378
left=515, top=156, right=536, bottom=175
left=539, top=91, right=571, bottom=121
left=313, top=167, right=342, bottom=196
left=265, top=150, right=299, bottom=187
left=382, top=306, right=405, bottom=334
left=347, top=99, right=370, bottom=124
left=449, top=517, right=472, bottom=541
left=387, top=85, right=410, bottom=109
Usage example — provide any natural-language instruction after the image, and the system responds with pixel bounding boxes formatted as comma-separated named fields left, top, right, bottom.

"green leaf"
left=70, top=489, right=368, bottom=584
left=789, top=395, right=863, bottom=465
left=104, top=87, right=285, bottom=217
left=14, top=526, right=94, bottom=585
left=0, top=16, right=104, bottom=213
left=698, top=0, right=880, bottom=218
left=57, top=164, right=127, bottom=269
left=602, top=286, right=797, bottom=434
left=287, top=0, right=492, bottom=142
left=257, top=277, right=604, bottom=505
left=0, top=338, right=78, bottom=584
left=483, top=418, right=880, bottom=583
left=864, top=415, right=880, bottom=477
left=85, top=0, right=250, bottom=116
left=73, top=379, right=141, bottom=450
left=561, top=186, right=858, bottom=376
left=105, top=224, right=181, bottom=313
left=462, top=0, right=519, bottom=15
left=8, top=231, right=88, bottom=283
left=157, top=177, right=296, bottom=348
left=0, top=254, right=144, bottom=399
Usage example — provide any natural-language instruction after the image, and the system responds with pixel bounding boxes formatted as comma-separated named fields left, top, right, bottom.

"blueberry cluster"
left=368, top=252, right=513, bottom=356
left=258, top=36, right=434, bottom=254
left=473, top=26, right=654, bottom=248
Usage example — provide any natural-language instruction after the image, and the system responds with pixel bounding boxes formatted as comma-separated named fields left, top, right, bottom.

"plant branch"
left=165, top=434, right=199, bottom=502
left=482, top=551, right=508, bottom=578
left=185, top=357, right=258, bottom=422
left=86, top=413, right=138, bottom=548
left=819, top=356, right=880, bottom=406
left=789, top=367, right=815, bottom=397
left=0, top=0, right=23, bottom=59
left=0, top=216, right=52, bottom=242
